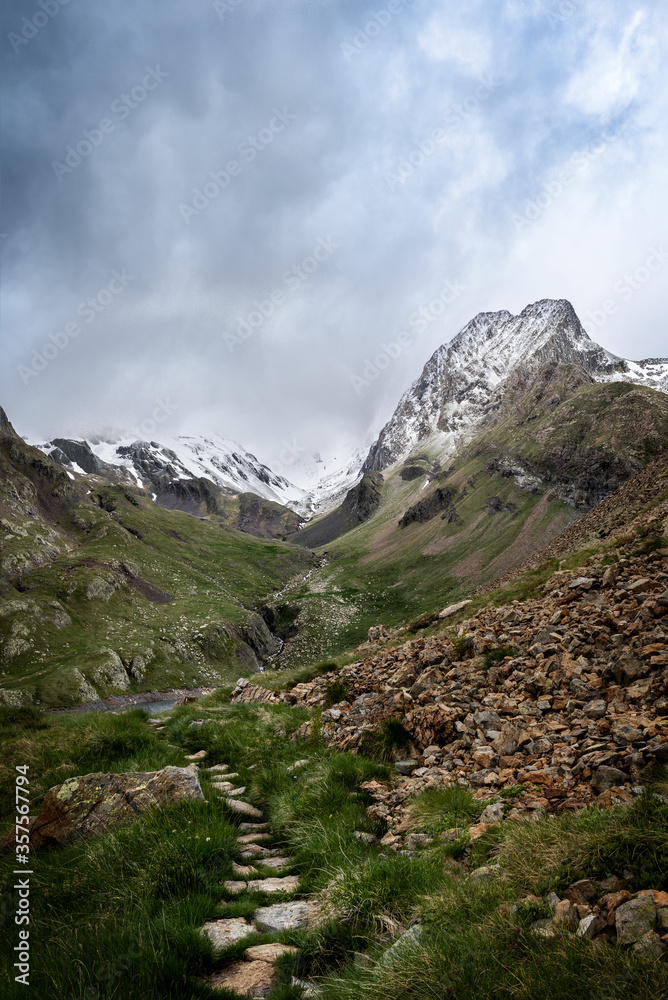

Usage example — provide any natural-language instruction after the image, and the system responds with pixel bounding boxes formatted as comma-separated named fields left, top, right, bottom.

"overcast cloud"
left=1, top=0, right=667, bottom=474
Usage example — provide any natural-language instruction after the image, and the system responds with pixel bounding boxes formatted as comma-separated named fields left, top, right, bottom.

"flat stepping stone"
left=211, top=780, right=235, bottom=791
left=223, top=880, right=248, bottom=895
left=247, top=876, right=300, bottom=894
left=245, top=943, right=300, bottom=963
left=238, top=832, right=272, bottom=844
left=211, top=772, right=239, bottom=780
left=232, top=861, right=258, bottom=876
left=207, top=763, right=230, bottom=772
left=240, top=845, right=275, bottom=859
left=239, top=822, right=268, bottom=832
left=224, top=799, right=263, bottom=819
left=258, top=857, right=292, bottom=871
left=185, top=750, right=207, bottom=760
left=254, top=900, right=320, bottom=932
left=200, top=917, right=253, bottom=950
left=224, top=786, right=247, bottom=798
left=206, top=959, right=276, bottom=997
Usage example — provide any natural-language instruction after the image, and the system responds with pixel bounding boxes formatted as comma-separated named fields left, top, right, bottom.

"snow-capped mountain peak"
left=40, top=432, right=311, bottom=512
left=364, top=298, right=667, bottom=471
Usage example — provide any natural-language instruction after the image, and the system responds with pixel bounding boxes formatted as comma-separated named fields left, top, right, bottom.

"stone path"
left=196, top=756, right=321, bottom=997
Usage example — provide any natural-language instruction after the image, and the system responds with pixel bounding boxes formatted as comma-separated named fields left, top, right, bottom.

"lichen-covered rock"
left=70, top=668, right=99, bottom=703
left=0, top=687, right=33, bottom=706
left=11, top=764, right=204, bottom=848
left=86, top=576, right=117, bottom=602
left=615, top=896, right=656, bottom=944
left=89, top=648, right=130, bottom=691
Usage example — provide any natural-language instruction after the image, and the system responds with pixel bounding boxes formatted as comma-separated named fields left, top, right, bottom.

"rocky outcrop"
left=0, top=406, right=20, bottom=439
left=49, top=439, right=109, bottom=475
left=490, top=452, right=668, bottom=590
left=155, top=476, right=225, bottom=515
left=292, top=472, right=384, bottom=547
left=5, top=765, right=204, bottom=849
left=398, top=487, right=458, bottom=528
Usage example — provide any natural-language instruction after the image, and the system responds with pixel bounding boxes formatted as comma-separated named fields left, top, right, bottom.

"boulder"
left=615, top=896, right=656, bottom=944
left=88, top=648, right=130, bottom=691
left=591, top=765, right=628, bottom=791
left=480, top=801, right=505, bottom=824
left=15, top=765, right=204, bottom=848
left=395, top=760, right=419, bottom=776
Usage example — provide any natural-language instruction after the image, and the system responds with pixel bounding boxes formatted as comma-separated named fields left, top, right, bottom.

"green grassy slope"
left=0, top=435, right=314, bottom=706
left=271, top=369, right=668, bottom=669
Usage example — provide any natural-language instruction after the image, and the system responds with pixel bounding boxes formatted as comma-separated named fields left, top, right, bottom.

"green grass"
left=358, top=717, right=411, bottom=764
left=324, top=679, right=349, bottom=707
left=0, top=703, right=245, bottom=999
left=0, top=468, right=314, bottom=706
left=407, top=786, right=483, bottom=836
left=314, top=791, right=668, bottom=1000
left=3, top=694, right=668, bottom=999
left=269, top=446, right=574, bottom=669
left=0, top=707, right=184, bottom=826
left=496, top=792, right=668, bottom=896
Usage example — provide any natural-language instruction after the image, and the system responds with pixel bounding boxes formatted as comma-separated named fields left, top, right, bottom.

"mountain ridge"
left=363, top=298, right=668, bottom=472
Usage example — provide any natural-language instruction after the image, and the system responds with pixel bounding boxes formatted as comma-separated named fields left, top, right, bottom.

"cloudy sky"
left=1, top=0, right=667, bottom=476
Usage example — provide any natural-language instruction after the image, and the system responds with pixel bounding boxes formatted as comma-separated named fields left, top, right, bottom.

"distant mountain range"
left=33, top=299, right=667, bottom=527
left=3, top=296, right=668, bottom=707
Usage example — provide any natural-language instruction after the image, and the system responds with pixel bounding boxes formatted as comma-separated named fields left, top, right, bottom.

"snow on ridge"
left=364, top=297, right=664, bottom=472
left=36, top=429, right=363, bottom=518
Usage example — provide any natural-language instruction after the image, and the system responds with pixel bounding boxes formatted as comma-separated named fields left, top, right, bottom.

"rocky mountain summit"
left=364, top=299, right=668, bottom=472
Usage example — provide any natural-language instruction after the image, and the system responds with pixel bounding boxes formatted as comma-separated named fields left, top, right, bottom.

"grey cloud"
left=1, top=0, right=667, bottom=467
